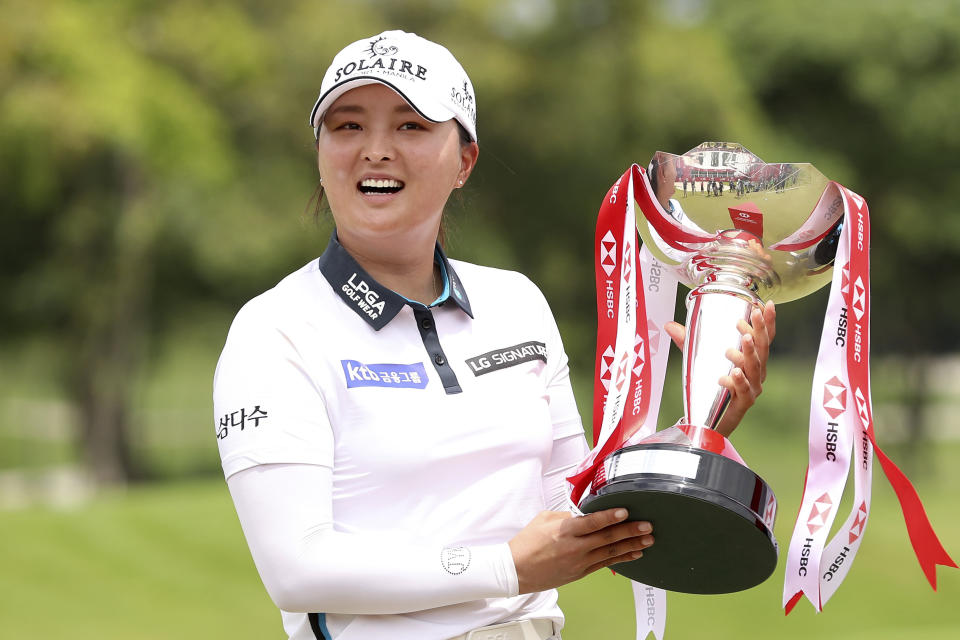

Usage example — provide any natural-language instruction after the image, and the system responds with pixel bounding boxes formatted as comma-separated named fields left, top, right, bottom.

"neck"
left=338, top=233, right=441, bottom=304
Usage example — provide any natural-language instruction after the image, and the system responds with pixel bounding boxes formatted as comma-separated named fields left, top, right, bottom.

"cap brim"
left=310, top=77, right=457, bottom=132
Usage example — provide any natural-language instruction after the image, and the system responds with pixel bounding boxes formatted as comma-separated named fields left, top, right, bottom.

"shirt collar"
left=317, top=232, right=473, bottom=331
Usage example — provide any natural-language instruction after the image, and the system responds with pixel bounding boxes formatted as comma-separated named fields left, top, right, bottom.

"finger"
left=566, top=508, right=631, bottom=536
left=754, top=301, right=777, bottom=379
left=716, top=370, right=751, bottom=438
left=585, top=551, right=643, bottom=575
left=719, top=368, right=756, bottom=404
left=664, top=321, right=685, bottom=351
left=749, top=308, right=771, bottom=376
left=741, top=330, right=765, bottom=384
left=725, top=345, right=745, bottom=371
left=574, top=511, right=653, bottom=542
left=763, top=300, right=777, bottom=342
left=584, top=519, right=654, bottom=552
left=584, top=533, right=655, bottom=569
left=585, top=535, right=656, bottom=573
left=749, top=307, right=767, bottom=351
left=725, top=340, right=761, bottom=386
left=732, top=317, right=765, bottom=384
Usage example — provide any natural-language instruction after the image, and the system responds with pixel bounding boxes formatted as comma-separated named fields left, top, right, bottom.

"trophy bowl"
left=580, top=142, right=845, bottom=594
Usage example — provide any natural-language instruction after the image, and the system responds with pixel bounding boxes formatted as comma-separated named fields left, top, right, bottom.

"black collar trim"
left=317, top=233, right=473, bottom=330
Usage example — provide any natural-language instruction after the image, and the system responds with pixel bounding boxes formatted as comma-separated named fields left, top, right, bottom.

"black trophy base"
left=580, top=442, right=777, bottom=594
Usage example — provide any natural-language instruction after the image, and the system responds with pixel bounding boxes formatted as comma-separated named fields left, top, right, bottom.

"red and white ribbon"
left=569, top=166, right=648, bottom=505
left=568, top=165, right=687, bottom=640
left=782, top=184, right=957, bottom=613
left=569, top=165, right=707, bottom=506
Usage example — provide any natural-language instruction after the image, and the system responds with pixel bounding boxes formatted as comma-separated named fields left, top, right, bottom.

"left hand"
left=664, top=300, right=777, bottom=437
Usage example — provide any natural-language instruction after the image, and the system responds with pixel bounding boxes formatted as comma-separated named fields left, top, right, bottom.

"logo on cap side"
left=450, top=78, right=476, bottom=124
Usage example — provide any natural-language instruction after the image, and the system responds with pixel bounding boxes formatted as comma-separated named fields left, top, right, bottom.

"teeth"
left=360, top=178, right=403, bottom=189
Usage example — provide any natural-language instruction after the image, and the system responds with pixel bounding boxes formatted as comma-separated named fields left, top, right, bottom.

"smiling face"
left=316, top=83, right=478, bottom=260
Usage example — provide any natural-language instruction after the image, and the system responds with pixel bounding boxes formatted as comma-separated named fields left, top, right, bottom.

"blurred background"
left=2, top=0, right=958, bottom=637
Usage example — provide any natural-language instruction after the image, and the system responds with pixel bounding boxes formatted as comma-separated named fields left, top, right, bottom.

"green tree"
left=0, top=0, right=375, bottom=481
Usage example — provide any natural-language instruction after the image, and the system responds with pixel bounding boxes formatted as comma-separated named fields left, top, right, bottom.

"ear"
left=456, top=141, right=480, bottom=187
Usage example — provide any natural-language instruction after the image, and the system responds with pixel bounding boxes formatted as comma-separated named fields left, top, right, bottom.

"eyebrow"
left=326, top=102, right=418, bottom=117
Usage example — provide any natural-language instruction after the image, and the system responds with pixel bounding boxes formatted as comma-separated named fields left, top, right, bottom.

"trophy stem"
left=681, top=230, right=777, bottom=429
left=682, top=288, right=756, bottom=428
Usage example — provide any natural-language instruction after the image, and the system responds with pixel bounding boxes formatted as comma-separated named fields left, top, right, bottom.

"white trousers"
left=448, top=618, right=560, bottom=640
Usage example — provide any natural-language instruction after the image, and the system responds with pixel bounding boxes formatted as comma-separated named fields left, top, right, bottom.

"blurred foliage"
left=2, top=0, right=960, bottom=480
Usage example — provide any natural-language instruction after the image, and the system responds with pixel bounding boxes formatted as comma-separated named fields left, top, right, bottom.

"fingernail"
left=641, top=535, right=655, bottom=546
left=743, top=334, right=753, bottom=345
left=614, top=509, right=628, bottom=520
left=637, top=522, right=652, bottom=533
left=632, top=551, right=644, bottom=559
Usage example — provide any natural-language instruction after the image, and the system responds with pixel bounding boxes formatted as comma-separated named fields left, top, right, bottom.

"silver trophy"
left=580, top=142, right=844, bottom=593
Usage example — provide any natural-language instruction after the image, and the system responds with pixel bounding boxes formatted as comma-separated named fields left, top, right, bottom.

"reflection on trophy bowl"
left=581, top=142, right=843, bottom=594
left=637, top=141, right=844, bottom=303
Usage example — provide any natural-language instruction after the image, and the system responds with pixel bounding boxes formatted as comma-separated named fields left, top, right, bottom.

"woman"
left=214, top=30, right=774, bottom=640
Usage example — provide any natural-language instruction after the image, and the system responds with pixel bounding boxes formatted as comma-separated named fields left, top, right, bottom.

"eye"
left=399, top=121, right=425, bottom=131
left=336, top=121, right=362, bottom=131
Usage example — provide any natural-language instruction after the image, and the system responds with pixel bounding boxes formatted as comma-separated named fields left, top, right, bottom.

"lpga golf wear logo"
left=342, top=273, right=387, bottom=320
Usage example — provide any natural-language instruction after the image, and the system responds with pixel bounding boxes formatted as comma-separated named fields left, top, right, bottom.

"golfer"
left=214, top=30, right=774, bottom=640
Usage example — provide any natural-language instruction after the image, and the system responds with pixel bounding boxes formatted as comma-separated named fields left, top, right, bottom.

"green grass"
left=1, top=440, right=957, bottom=639
left=0, top=480, right=279, bottom=639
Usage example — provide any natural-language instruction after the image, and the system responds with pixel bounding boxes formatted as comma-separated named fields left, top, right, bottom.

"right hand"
left=508, top=508, right=655, bottom=594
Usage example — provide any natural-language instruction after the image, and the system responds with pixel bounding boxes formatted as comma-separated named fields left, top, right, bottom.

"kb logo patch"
left=341, top=360, right=428, bottom=389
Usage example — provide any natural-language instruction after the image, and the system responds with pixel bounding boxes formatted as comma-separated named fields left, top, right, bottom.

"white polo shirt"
left=214, top=234, right=585, bottom=639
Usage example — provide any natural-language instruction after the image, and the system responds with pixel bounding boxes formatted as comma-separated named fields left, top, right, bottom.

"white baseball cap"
left=309, top=30, right=478, bottom=142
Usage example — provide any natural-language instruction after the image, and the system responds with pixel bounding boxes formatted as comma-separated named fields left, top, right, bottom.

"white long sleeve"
left=227, top=429, right=588, bottom=616
left=542, top=432, right=590, bottom=512
left=227, top=462, right=519, bottom=614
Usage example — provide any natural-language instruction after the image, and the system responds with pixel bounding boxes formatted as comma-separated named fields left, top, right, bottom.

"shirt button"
left=434, top=354, right=445, bottom=366
left=420, top=317, right=433, bottom=330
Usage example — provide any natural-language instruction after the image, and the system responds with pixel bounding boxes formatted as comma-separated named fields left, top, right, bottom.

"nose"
left=362, top=128, right=394, bottom=162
